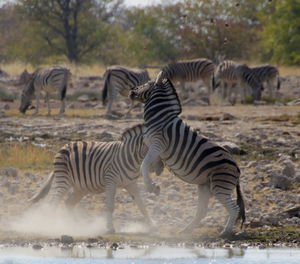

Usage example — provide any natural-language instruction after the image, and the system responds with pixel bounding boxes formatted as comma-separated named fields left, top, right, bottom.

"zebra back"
left=156, top=58, right=215, bottom=84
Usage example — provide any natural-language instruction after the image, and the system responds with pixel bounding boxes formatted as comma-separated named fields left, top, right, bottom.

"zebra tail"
left=60, top=71, right=69, bottom=100
left=236, top=181, right=246, bottom=229
left=277, top=77, right=281, bottom=90
left=102, top=70, right=110, bottom=106
left=28, top=172, right=55, bottom=204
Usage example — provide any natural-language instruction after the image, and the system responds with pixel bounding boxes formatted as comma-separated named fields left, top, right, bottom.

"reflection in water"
left=0, top=245, right=300, bottom=263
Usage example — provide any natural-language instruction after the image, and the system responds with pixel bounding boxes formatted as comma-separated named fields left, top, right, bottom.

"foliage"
left=0, top=0, right=299, bottom=66
left=259, top=0, right=300, bottom=65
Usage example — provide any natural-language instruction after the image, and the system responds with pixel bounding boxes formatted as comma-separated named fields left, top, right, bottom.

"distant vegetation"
left=0, top=0, right=299, bottom=67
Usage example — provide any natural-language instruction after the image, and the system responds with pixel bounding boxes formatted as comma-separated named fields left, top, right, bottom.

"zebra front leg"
left=106, top=87, right=117, bottom=116
left=141, top=141, right=163, bottom=195
left=45, top=93, right=51, bottom=116
left=124, top=99, right=134, bottom=118
left=105, top=182, right=117, bottom=234
left=33, top=89, right=40, bottom=115
left=180, top=184, right=210, bottom=234
left=59, top=98, right=66, bottom=115
left=125, top=182, right=153, bottom=228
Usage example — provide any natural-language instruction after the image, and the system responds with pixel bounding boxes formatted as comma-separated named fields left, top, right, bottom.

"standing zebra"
left=156, top=58, right=215, bottom=99
left=130, top=79, right=245, bottom=237
left=214, top=60, right=263, bottom=104
left=19, top=66, right=71, bottom=115
left=29, top=124, right=164, bottom=234
left=251, top=65, right=280, bottom=98
left=102, top=66, right=150, bottom=117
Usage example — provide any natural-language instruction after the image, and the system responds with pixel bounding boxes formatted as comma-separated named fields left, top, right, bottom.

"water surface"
left=1, top=245, right=300, bottom=264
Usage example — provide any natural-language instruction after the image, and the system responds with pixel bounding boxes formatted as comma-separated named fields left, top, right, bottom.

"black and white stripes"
left=102, top=66, right=150, bottom=116
left=130, top=79, right=245, bottom=237
left=214, top=60, right=263, bottom=103
left=156, top=58, right=215, bottom=98
left=19, top=66, right=71, bottom=115
left=29, top=124, right=164, bottom=233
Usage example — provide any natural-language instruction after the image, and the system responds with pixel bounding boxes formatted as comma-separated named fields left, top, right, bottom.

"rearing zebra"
left=156, top=58, right=215, bottom=99
left=214, top=60, right=263, bottom=104
left=251, top=65, right=280, bottom=98
left=130, top=79, right=245, bottom=237
left=102, top=66, right=150, bottom=117
left=19, top=66, right=71, bottom=115
left=29, top=124, right=164, bottom=234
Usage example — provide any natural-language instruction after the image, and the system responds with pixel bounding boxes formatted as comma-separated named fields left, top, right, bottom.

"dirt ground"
left=0, top=73, right=299, bottom=248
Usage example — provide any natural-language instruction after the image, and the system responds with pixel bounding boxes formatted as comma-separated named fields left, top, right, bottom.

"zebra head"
left=129, top=81, right=156, bottom=103
left=19, top=78, right=35, bottom=113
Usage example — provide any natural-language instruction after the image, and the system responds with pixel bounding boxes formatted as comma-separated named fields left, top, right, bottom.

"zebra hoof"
left=219, top=230, right=234, bottom=240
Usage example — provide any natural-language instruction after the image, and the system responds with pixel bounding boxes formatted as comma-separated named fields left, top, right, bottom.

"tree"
left=17, top=0, right=123, bottom=63
left=259, top=0, right=300, bottom=65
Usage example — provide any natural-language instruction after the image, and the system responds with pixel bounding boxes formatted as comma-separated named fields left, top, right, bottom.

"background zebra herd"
left=16, top=58, right=280, bottom=117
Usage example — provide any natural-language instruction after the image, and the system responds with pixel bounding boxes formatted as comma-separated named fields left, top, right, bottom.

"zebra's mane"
left=120, top=123, right=144, bottom=141
left=158, top=78, right=182, bottom=115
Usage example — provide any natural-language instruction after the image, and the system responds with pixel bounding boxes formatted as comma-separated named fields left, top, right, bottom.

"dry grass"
left=5, top=107, right=105, bottom=118
left=0, top=143, right=53, bottom=170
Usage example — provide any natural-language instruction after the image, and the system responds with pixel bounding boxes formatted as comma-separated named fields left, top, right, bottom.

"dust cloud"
left=4, top=203, right=150, bottom=238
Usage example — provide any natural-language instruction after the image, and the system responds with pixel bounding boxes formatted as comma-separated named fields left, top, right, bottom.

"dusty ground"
left=0, top=73, right=299, bottom=248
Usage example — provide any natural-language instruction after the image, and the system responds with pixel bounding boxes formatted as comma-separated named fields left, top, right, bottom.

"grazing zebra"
left=102, top=66, right=150, bottom=117
left=130, top=79, right=245, bottom=237
left=156, top=58, right=215, bottom=99
left=29, top=124, right=164, bottom=234
left=19, top=66, right=71, bottom=115
left=214, top=60, right=263, bottom=104
left=251, top=65, right=280, bottom=98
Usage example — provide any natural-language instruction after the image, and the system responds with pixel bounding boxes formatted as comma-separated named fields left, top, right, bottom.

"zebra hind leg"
left=215, top=193, right=239, bottom=238
left=125, top=182, right=153, bottom=229
left=179, top=184, right=210, bottom=235
left=105, top=182, right=117, bottom=234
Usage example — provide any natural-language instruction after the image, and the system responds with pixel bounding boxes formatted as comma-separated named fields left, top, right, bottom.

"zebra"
left=251, top=65, right=280, bottom=98
left=29, top=124, right=164, bottom=234
left=214, top=60, right=263, bottom=104
left=130, top=79, right=245, bottom=237
left=19, top=66, right=71, bottom=115
left=155, top=58, right=215, bottom=100
left=102, top=66, right=150, bottom=117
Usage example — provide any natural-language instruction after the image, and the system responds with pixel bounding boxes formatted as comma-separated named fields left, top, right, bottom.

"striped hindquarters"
left=102, top=66, right=150, bottom=105
left=162, top=118, right=240, bottom=191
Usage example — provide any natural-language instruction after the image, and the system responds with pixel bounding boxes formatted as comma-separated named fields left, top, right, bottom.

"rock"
left=282, top=162, right=295, bottom=178
left=77, top=95, right=89, bottom=102
left=3, top=104, right=10, bottom=110
left=283, top=206, right=300, bottom=218
left=1, top=167, right=18, bottom=178
left=220, top=142, right=245, bottom=155
left=269, top=173, right=292, bottom=190
left=220, top=113, right=237, bottom=121
left=61, top=235, right=74, bottom=244
left=32, top=244, right=43, bottom=250
left=110, top=242, right=118, bottom=250
left=68, top=103, right=75, bottom=109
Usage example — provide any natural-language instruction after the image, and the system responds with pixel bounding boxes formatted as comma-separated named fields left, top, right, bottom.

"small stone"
left=220, top=113, right=237, bottom=121
left=110, top=242, right=118, bottom=250
left=77, top=95, right=89, bottom=102
left=32, top=244, right=43, bottom=250
left=282, top=162, right=295, bottom=178
left=61, top=235, right=74, bottom=244
left=269, top=173, right=292, bottom=190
